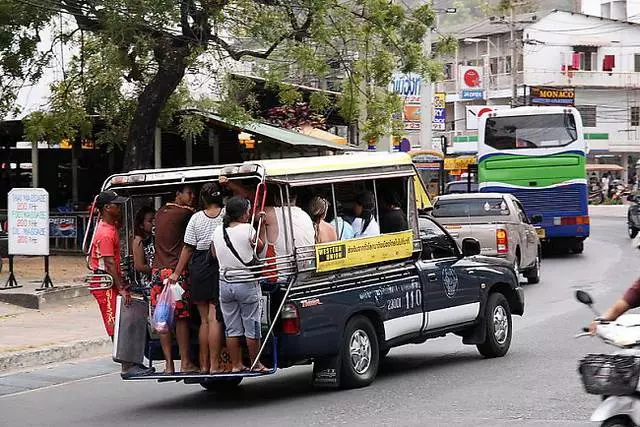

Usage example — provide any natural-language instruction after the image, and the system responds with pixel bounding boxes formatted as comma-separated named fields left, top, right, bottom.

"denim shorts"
left=219, top=280, right=262, bottom=339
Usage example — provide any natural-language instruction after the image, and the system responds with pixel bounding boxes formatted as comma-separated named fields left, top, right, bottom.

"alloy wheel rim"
left=493, top=306, right=509, bottom=345
left=349, top=329, right=372, bottom=374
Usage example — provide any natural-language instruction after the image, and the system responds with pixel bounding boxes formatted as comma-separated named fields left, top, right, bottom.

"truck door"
left=417, top=217, right=480, bottom=331
left=513, top=199, right=537, bottom=267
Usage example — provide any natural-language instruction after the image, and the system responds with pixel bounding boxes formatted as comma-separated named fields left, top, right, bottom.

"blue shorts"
left=219, top=280, right=262, bottom=339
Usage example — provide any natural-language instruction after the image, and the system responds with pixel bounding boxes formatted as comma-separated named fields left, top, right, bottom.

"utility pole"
left=510, top=5, right=518, bottom=107
left=419, top=28, right=432, bottom=150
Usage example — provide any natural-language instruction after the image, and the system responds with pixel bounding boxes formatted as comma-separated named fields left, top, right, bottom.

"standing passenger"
left=151, top=184, right=197, bottom=374
left=352, top=191, right=380, bottom=238
left=131, top=206, right=155, bottom=293
left=212, top=197, right=269, bottom=373
left=89, top=191, right=154, bottom=378
left=169, top=183, right=225, bottom=374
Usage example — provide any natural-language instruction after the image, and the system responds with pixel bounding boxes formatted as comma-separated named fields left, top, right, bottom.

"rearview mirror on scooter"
left=575, top=290, right=600, bottom=317
left=576, top=290, right=594, bottom=306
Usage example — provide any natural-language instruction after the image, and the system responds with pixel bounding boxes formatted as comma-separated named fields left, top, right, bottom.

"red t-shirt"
left=623, top=279, right=640, bottom=308
left=89, top=221, right=121, bottom=277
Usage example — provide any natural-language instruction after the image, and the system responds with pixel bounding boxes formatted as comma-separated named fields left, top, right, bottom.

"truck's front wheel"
left=340, top=315, right=379, bottom=389
left=477, top=293, right=512, bottom=358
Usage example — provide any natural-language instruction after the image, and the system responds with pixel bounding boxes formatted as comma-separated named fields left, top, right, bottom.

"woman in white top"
left=170, top=183, right=224, bottom=373
left=212, top=196, right=268, bottom=373
left=352, top=191, right=381, bottom=238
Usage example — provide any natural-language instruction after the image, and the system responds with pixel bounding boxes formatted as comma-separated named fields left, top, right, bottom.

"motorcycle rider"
left=590, top=279, right=640, bottom=332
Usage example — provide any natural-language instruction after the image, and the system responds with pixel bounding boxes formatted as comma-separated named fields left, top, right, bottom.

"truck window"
left=419, top=217, right=458, bottom=259
left=432, top=198, right=510, bottom=218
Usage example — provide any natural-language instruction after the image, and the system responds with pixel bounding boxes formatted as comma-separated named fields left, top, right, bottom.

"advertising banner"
left=49, top=216, right=77, bottom=238
left=459, top=66, right=484, bottom=99
left=8, top=188, right=49, bottom=256
left=433, top=92, right=446, bottom=131
left=530, top=86, right=575, bottom=106
left=315, top=231, right=414, bottom=273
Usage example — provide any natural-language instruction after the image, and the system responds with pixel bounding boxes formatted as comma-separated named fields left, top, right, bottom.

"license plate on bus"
left=536, top=228, right=546, bottom=239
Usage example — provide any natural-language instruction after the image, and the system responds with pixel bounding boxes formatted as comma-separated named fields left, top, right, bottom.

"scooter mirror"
left=576, top=290, right=594, bottom=306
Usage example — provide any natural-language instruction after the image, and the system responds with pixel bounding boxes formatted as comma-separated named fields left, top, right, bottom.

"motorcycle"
left=576, top=290, right=640, bottom=427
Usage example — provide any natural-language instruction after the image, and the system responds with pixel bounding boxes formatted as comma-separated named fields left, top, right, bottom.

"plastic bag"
left=152, top=284, right=176, bottom=334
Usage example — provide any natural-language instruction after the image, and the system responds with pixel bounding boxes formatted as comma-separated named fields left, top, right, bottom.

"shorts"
left=150, top=268, right=191, bottom=320
left=219, top=280, right=261, bottom=339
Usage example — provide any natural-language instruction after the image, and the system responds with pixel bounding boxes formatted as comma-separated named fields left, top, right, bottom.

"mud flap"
left=312, top=355, right=342, bottom=388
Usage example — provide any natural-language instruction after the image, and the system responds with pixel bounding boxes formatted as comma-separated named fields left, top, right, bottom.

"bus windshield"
left=485, top=113, right=577, bottom=150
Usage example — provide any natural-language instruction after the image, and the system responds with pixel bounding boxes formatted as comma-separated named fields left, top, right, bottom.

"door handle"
left=427, top=273, right=437, bottom=282
left=467, top=270, right=475, bottom=274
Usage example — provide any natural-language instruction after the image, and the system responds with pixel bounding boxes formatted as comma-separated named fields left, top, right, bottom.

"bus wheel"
left=571, top=241, right=584, bottom=254
left=340, top=315, right=379, bottom=389
left=200, top=377, right=242, bottom=392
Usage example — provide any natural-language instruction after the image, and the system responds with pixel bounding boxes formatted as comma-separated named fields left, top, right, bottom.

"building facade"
left=435, top=9, right=640, bottom=181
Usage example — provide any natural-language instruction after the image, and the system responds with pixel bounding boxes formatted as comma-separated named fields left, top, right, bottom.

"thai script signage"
left=8, top=188, right=49, bottom=256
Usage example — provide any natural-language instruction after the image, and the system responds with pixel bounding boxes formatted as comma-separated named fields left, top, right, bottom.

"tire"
left=200, top=377, right=242, bottom=392
left=629, top=223, right=639, bottom=239
left=525, top=252, right=541, bottom=284
left=476, top=293, right=512, bottom=358
left=340, top=315, right=380, bottom=389
left=601, top=416, right=633, bottom=427
left=572, top=240, right=584, bottom=254
left=513, top=253, right=521, bottom=283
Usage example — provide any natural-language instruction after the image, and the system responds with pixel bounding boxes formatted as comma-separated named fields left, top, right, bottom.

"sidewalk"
left=0, top=299, right=110, bottom=373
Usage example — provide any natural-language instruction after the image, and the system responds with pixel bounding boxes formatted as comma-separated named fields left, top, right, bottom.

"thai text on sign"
left=8, top=188, right=50, bottom=256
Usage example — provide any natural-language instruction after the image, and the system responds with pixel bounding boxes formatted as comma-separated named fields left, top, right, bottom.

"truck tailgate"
left=438, top=220, right=502, bottom=256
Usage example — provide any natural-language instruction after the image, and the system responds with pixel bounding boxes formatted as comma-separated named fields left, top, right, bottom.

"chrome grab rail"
left=85, top=273, right=114, bottom=291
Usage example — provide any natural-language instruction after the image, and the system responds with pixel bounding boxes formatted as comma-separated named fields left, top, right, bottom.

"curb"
left=0, top=337, right=111, bottom=374
left=0, top=284, right=91, bottom=310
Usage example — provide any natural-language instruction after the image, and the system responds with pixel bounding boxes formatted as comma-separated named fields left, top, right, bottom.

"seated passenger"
left=212, top=197, right=269, bottom=373
left=131, top=206, right=155, bottom=294
left=329, top=201, right=355, bottom=240
left=352, top=191, right=380, bottom=238
left=379, top=192, right=409, bottom=233
left=309, top=196, right=338, bottom=243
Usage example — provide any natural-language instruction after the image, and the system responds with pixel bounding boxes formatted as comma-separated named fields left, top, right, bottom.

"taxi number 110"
left=387, top=289, right=423, bottom=311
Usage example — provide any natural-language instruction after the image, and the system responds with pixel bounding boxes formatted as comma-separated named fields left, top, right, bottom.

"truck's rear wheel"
left=477, top=293, right=512, bottom=358
left=340, top=315, right=379, bottom=389
left=601, top=416, right=633, bottom=427
left=525, top=253, right=541, bottom=284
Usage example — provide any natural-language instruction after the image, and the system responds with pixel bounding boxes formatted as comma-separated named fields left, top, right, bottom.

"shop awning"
left=187, top=110, right=359, bottom=152
left=586, top=164, right=624, bottom=172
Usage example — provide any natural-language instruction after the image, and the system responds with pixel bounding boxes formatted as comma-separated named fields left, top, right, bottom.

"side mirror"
left=531, top=214, right=542, bottom=224
left=461, top=238, right=481, bottom=257
left=575, top=290, right=594, bottom=306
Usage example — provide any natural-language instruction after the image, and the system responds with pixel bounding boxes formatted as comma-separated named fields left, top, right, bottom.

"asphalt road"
left=0, top=215, right=634, bottom=427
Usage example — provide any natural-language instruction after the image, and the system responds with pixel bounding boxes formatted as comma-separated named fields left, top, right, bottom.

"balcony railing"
left=435, top=69, right=640, bottom=94
left=524, top=69, right=640, bottom=88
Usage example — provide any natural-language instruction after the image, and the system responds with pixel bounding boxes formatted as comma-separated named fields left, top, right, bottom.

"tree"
left=10, top=0, right=455, bottom=170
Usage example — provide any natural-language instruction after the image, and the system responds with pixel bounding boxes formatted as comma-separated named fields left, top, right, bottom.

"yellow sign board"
left=444, top=156, right=476, bottom=171
left=315, top=231, right=414, bottom=273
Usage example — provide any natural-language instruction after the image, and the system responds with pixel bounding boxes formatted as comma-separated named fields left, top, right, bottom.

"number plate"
left=536, top=228, right=546, bottom=239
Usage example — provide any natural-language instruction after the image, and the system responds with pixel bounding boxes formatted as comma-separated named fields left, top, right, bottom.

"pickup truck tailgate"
left=438, top=220, right=502, bottom=256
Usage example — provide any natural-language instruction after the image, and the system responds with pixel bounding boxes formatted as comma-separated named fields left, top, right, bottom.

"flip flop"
left=231, top=367, right=249, bottom=374
left=252, top=366, right=271, bottom=373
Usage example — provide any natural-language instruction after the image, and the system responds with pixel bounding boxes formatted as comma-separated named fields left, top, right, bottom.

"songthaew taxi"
left=83, top=152, right=524, bottom=391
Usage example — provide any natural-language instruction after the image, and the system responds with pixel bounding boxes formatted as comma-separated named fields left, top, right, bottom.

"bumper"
left=542, top=224, right=590, bottom=239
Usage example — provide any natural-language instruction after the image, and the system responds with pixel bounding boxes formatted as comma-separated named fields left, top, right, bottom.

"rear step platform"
left=125, top=368, right=276, bottom=382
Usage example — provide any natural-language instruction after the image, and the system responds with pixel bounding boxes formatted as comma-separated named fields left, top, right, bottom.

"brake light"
left=496, top=229, right=508, bottom=254
left=556, top=216, right=590, bottom=226
left=281, top=303, right=300, bottom=335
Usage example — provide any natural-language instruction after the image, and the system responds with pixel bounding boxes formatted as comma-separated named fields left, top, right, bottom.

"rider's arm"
left=601, top=298, right=631, bottom=321
left=219, top=176, right=254, bottom=199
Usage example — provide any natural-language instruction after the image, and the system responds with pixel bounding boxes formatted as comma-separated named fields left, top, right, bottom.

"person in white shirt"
left=352, top=191, right=380, bottom=238
left=212, top=197, right=268, bottom=373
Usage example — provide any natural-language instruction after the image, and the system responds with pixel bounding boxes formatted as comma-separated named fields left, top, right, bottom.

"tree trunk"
left=124, top=40, right=190, bottom=171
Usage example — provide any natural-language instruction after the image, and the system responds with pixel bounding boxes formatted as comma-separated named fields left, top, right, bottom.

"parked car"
left=628, top=194, right=640, bottom=238
left=444, top=181, right=478, bottom=194
left=430, top=193, right=542, bottom=284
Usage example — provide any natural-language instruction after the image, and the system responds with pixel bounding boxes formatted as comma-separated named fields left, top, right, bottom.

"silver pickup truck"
left=431, top=193, right=542, bottom=284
